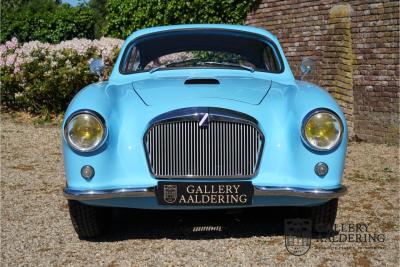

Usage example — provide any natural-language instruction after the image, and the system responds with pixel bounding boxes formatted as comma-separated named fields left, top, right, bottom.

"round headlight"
left=64, top=111, right=106, bottom=152
left=302, top=109, right=343, bottom=151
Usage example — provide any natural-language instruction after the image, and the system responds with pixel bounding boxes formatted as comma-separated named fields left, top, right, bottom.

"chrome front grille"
left=144, top=119, right=263, bottom=178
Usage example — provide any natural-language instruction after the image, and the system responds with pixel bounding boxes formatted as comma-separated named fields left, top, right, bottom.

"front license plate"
left=157, top=181, right=253, bottom=206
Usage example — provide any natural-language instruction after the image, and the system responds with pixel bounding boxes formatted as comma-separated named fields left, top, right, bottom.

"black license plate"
left=157, top=181, right=253, bottom=206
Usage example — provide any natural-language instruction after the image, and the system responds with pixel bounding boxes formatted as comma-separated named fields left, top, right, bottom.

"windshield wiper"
left=165, top=58, right=200, bottom=67
left=150, top=60, right=255, bottom=73
left=201, top=62, right=255, bottom=72
left=149, top=66, right=162, bottom=73
left=149, top=58, right=200, bottom=73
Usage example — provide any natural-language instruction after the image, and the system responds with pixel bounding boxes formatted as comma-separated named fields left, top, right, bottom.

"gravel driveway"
left=1, top=113, right=399, bottom=266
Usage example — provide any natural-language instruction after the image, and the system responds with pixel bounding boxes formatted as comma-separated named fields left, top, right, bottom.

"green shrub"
left=19, top=49, right=98, bottom=114
left=105, top=0, right=259, bottom=38
left=0, top=66, right=24, bottom=108
left=0, top=38, right=122, bottom=115
left=0, top=1, right=96, bottom=44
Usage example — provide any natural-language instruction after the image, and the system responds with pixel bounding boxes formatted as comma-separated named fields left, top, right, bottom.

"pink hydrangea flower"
left=1, top=37, right=123, bottom=80
left=6, top=54, right=16, bottom=67
left=5, top=37, right=18, bottom=50
left=0, top=45, right=7, bottom=57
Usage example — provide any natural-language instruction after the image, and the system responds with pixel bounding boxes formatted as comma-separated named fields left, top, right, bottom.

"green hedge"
left=1, top=0, right=259, bottom=43
left=105, top=0, right=259, bottom=38
left=0, top=38, right=121, bottom=115
left=0, top=1, right=96, bottom=43
left=19, top=50, right=99, bottom=114
left=0, top=49, right=100, bottom=115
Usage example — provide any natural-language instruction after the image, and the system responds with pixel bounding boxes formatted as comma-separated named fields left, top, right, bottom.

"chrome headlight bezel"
left=301, top=108, right=344, bottom=152
left=64, top=110, right=107, bottom=153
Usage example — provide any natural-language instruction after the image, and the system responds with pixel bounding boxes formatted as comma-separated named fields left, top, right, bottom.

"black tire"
left=302, top=198, right=338, bottom=233
left=68, top=200, right=112, bottom=239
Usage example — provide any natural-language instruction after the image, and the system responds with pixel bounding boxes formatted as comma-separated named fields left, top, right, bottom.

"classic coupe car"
left=62, top=24, right=347, bottom=238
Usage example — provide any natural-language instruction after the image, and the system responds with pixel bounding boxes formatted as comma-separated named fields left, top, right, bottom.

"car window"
left=125, top=47, right=141, bottom=72
left=263, top=45, right=279, bottom=71
left=121, top=29, right=282, bottom=74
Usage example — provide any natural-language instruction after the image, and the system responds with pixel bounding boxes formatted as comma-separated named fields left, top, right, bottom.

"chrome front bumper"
left=64, top=185, right=347, bottom=201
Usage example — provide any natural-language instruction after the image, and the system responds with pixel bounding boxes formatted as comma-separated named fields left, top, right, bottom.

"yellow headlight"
left=65, top=112, right=106, bottom=152
left=303, top=111, right=342, bottom=151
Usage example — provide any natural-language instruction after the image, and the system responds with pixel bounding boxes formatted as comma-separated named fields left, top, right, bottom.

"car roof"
left=124, top=24, right=279, bottom=44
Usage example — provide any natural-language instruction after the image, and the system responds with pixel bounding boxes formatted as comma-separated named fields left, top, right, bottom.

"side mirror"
left=300, top=57, right=315, bottom=80
left=89, top=59, right=105, bottom=81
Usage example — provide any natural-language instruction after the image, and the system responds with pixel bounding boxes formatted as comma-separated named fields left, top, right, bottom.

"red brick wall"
left=246, top=0, right=399, bottom=144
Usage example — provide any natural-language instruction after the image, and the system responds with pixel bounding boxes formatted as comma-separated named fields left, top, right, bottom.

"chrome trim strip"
left=147, top=107, right=259, bottom=126
left=254, top=185, right=347, bottom=199
left=63, top=185, right=347, bottom=201
left=64, top=187, right=155, bottom=200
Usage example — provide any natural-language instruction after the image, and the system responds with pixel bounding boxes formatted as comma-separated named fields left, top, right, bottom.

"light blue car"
left=62, top=24, right=347, bottom=238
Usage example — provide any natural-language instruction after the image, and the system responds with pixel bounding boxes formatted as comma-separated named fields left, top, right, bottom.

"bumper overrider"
left=63, top=185, right=347, bottom=201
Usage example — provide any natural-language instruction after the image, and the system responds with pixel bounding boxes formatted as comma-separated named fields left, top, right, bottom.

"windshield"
left=120, top=29, right=283, bottom=74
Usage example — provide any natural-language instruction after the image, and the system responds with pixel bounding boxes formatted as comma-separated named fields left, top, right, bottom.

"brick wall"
left=246, top=0, right=399, bottom=144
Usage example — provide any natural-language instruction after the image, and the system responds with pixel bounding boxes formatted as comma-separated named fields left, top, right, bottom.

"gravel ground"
left=1, top=113, right=399, bottom=266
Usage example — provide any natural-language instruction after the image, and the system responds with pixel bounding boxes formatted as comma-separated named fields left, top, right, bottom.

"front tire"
left=68, top=200, right=112, bottom=239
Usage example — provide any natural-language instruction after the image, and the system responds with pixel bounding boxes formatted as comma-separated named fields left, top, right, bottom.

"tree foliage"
left=0, top=0, right=96, bottom=43
left=105, top=0, right=259, bottom=38
left=88, top=0, right=107, bottom=38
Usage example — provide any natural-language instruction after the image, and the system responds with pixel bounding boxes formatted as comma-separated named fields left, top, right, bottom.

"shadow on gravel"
left=93, top=207, right=338, bottom=242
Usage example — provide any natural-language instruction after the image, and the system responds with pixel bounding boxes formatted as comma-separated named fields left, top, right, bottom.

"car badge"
left=163, top=185, right=178, bottom=204
left=199, top=113, right=209, bottom=127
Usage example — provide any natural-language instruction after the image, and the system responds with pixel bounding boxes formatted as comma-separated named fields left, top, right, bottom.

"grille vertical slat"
left=145, top=120, right=263, bottom=178
left=239, top=124, right=243, bottom=175
left=185, top=122, right=188, bottom=175
left=160, top=124, right=163, bottom=176
left=219, top=122, right=222, bottom=176
left=250, top=126, right=254, bottom=173
left=189, top=122, right=191, bottom=175
left=211, top=122, right=214, bottom=176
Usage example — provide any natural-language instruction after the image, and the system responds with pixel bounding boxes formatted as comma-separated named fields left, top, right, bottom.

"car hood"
left=132, top=75, right=272, bottom=106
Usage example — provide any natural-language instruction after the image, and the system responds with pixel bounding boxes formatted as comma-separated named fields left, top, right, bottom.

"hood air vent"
left=184, top=78, right=220, bottom=85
